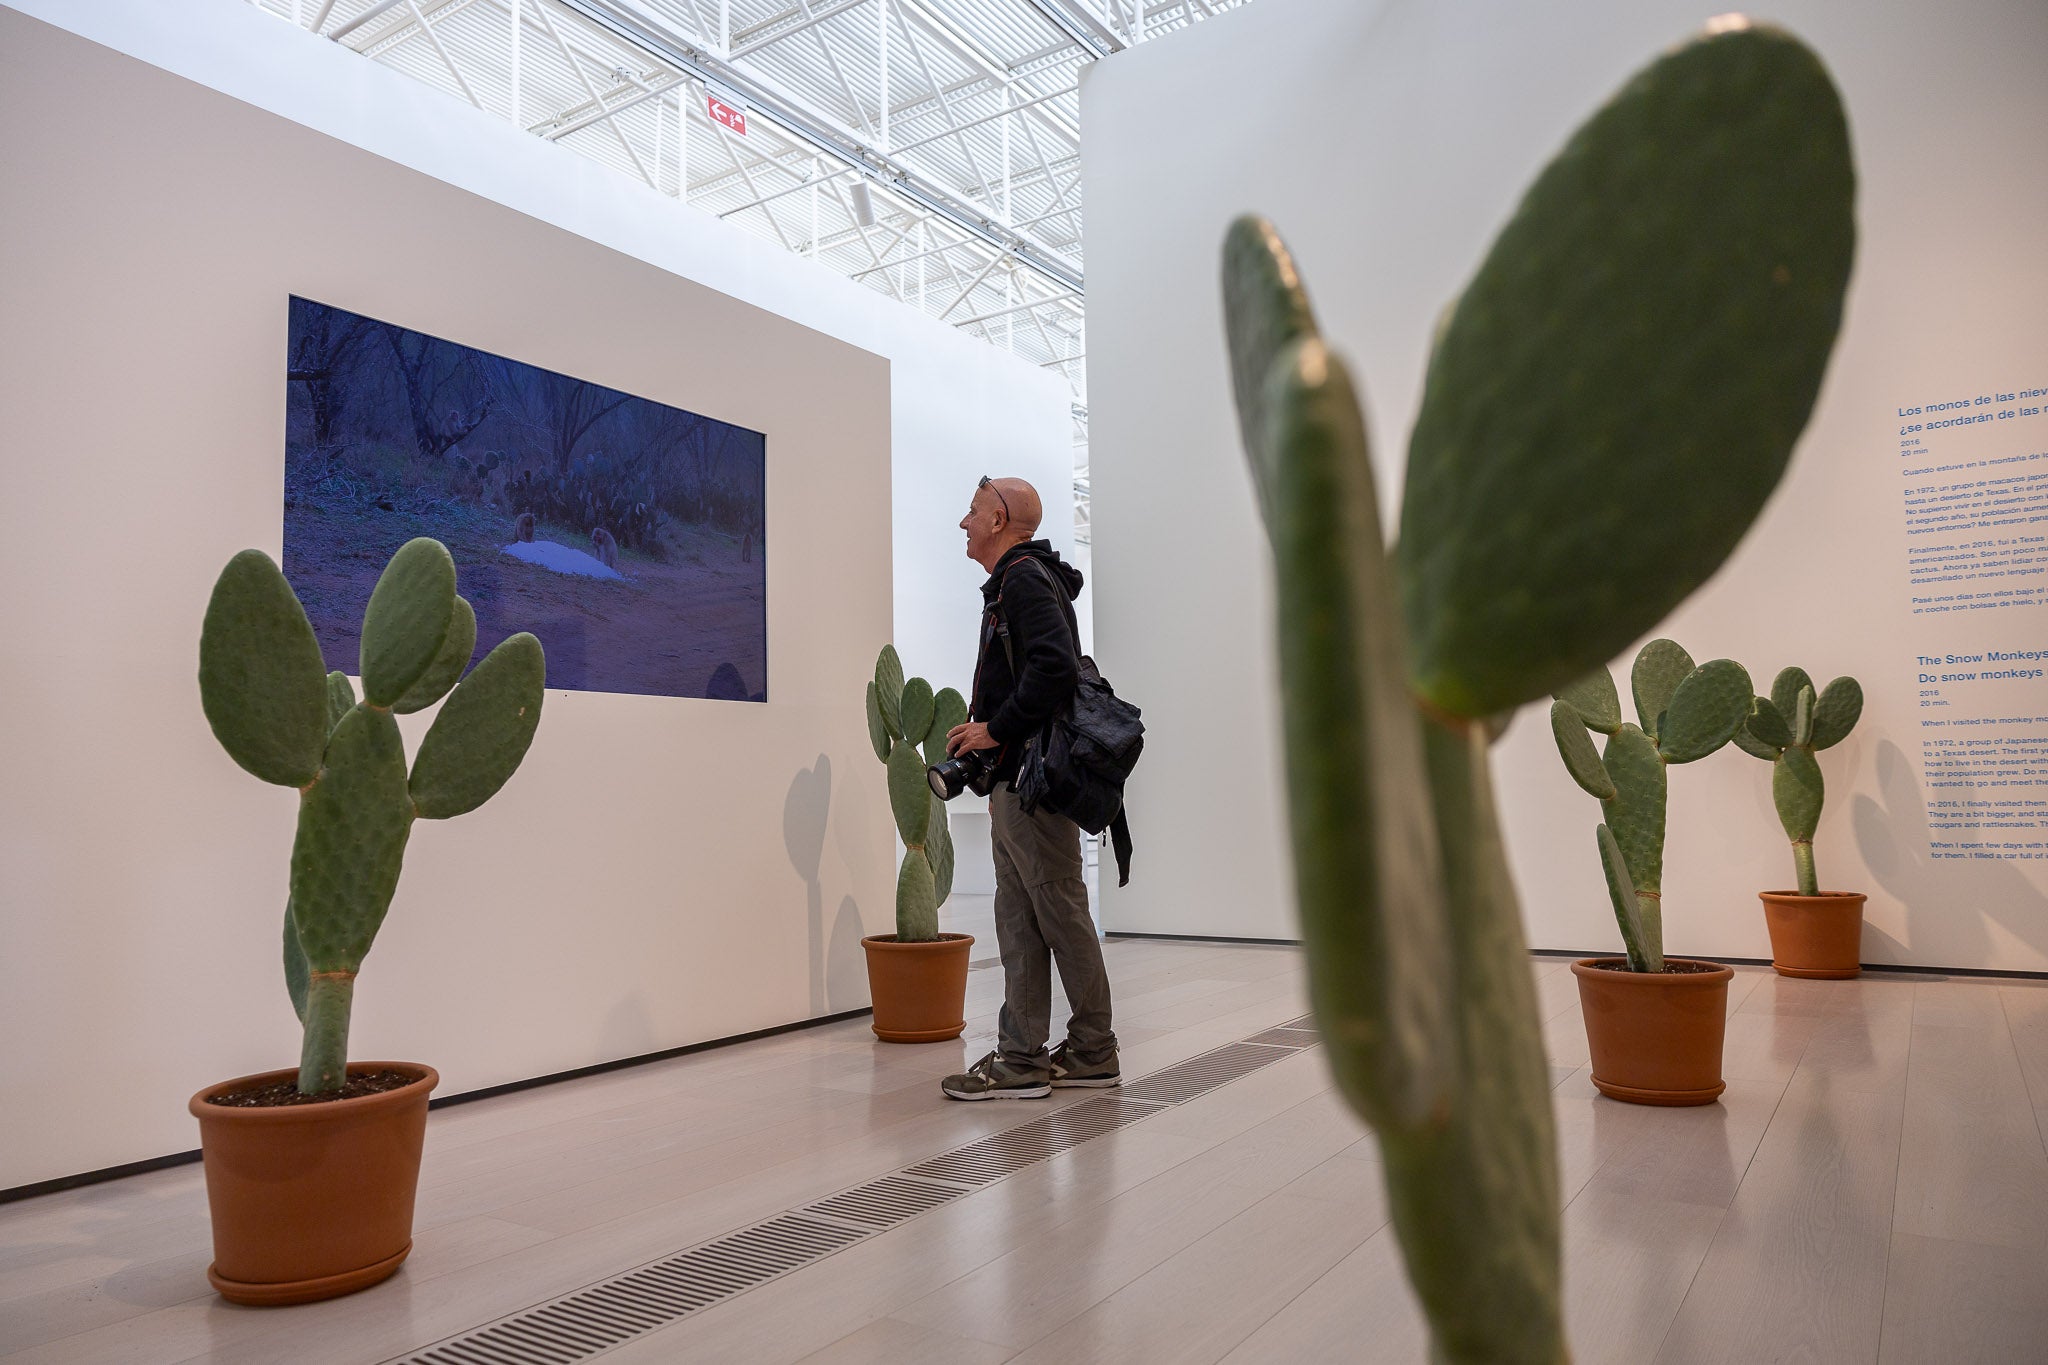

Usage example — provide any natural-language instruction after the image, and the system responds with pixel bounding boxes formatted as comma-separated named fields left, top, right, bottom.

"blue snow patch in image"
left=502, top=539, right=626, bottom=580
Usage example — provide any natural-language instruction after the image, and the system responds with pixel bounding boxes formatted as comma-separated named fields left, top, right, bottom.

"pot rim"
left=1571, top=957, right=1733, bottom=986
left=189, top=1061, right=438, bottom=1123
left=861, top=932, right=975, bottom=952
left=1757, top=890, right=1868, bottom=903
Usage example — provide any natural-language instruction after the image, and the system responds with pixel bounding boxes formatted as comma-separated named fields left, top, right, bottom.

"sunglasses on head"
left=978, top=475, right=1010, bottom=523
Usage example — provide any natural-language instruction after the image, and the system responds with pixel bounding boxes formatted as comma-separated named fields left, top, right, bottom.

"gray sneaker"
left=941, top=1052, right=1051, bottom=1101
left=1049, top=1040, right=1121, bottom=1088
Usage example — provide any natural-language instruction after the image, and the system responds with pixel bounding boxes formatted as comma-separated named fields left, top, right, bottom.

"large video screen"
left=282, top=297, right=767, bottom=701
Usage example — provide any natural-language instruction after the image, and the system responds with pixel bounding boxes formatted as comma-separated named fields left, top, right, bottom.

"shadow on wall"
left=784, top=756, right=869, bottom=1015
left=827, top=896, right=866, bottom=1012
left=1853, top=740, right=2048, bottom=966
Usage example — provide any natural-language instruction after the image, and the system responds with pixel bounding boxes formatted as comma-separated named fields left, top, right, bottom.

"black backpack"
left=996, top=559, right=1144, bottom=885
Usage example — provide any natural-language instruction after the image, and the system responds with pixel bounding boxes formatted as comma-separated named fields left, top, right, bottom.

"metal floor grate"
left=405, top=1214, right=863, bottom=1364
left=1243, top=1024, right=1321, bottom=1048
left=395, top=1016, right=1318, bottom=1363
left=1119, top=1041, right=1296, bottom=1105
left=904, top=1095, right=1168, bottom=1184
left=803, top=1174, right=963, bottom=1227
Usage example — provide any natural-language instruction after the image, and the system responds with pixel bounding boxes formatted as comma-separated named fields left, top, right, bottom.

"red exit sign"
left=707, top=96, right=747, bottom=136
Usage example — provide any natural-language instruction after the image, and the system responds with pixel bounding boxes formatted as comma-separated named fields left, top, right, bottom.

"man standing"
left=940, top=476, right=1119, bottom=1101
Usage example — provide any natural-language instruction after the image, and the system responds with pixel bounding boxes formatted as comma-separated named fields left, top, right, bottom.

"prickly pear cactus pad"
left=1655, top=659, right=1755, bottom=764
left=359, top=537, right=458, bottom=706
left=1253, top=331, right=1455, bottom=1131
left=1550, top=700, right=1615, bottom=800
left=393, top=595, right=478, bottom=715
left=865, top=681, right=893, bottom=762
left=199, top=542, right=546, bottom=1093
left=1632, top=640, right=1697, bottom=746
left=1598, top=723, right=1668, bottom=945
left=925, top=688, right=968, bottom=768
left=409, top=633, right=546, bottom=819
left=1398, top=23, right=1855, bottom=717
left=1808, top=676, right=1864, bottom=751
left=899, top=677, right=935, bottom=750
left=290, top=705, right=413, bottom=974
left=874, top=644, right=905, bottom=739
left=1223, top=217, right=1321, bottom=529
left=199, top=550, right=330, bottom=788
left=886, top=741, right=932, bottom=848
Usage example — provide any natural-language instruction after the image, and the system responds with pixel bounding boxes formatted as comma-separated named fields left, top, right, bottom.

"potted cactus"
left=1220, top=19, right=1852, bottom=1364
left=1551, top=641, right=1754, bottom=1105
left=190, top=538, right=544, bottom=1304
left=1736, top=667, right=1866, bottom=976
left=861, top=645, right=974, bottom=1041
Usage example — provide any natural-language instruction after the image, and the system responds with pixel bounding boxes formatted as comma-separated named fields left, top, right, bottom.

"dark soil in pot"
left=204, top=1069, right=418, bottom=1107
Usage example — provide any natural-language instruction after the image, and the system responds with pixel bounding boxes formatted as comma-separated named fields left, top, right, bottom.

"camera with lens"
left=927, top=748, right=998, bottom=801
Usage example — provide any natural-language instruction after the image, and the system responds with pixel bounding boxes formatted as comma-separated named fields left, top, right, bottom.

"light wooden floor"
left=6, top=900, right=2048, bottom=1364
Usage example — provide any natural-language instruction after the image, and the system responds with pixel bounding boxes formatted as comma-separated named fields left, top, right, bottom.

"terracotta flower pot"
left=188, top=1061, right=437, bottom=1305
left=1759, top=891, right=1866, bottom=978
left=862, top=933, right=974, bottom=1042
left=1571, top=959, right=1733, bottom=1106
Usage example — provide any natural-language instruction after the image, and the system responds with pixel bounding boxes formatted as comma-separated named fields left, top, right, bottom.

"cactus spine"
left=865, top=646, right=966, bottom=942
left=1221, top=21, right=1852, bottom=1363
left=1551, top=643, right=1755, bottom=972
left=200, top=539, right=545, bottom=1094
left=1734, top=667, right=1863, bottom=895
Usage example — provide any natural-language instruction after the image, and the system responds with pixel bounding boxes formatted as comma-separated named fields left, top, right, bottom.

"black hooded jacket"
left=972, top=540, right=1085, bottom=784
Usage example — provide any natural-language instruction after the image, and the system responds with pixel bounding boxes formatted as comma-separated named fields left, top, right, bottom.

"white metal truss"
left=247, top=0, right=1254, bottom=542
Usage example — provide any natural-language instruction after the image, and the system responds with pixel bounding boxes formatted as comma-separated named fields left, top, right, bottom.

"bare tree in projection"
left=287, top=301, right=373, bottom=449
left=529, top=372, right=631, bottom=473
left=378, top=324, right=496, bottom=461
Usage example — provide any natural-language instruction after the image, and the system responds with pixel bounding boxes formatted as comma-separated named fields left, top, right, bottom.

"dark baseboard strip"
left=0, top=1148, right=207, bottom=1205
left=0, top=1006, right=875, bottom=1207
left=428, top=1005, right=875, bottom=1110
left=1855, top=960, right=2048, bottom=980
left=1109, top=931, right=2048, bottom=982
left=1529, top=949, right=2048, bottom=981
left=1105, top=930, right=1301, bottom=947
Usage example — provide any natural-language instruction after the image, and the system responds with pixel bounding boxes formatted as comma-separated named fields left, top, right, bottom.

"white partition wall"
left=1086, top=0, right=2048, bottom=968
left=0, top=3, right=1054, bottom=1190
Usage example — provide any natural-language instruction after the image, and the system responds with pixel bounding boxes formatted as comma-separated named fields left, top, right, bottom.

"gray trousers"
left=990, top=786, right=1117, bottom=1074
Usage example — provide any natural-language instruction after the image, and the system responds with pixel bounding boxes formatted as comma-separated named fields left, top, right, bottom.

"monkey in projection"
left=590, top=526, right=619, bottom=570
left=513, top=511, right=535, bottom=543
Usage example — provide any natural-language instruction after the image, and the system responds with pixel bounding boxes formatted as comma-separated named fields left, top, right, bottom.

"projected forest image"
left=283, top=297, right=767, bottom=701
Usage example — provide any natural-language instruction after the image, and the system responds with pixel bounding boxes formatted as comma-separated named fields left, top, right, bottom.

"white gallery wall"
left=0, top=1, right=1052, bottom=1191
left=1087, top=0, right=2048, bottom=971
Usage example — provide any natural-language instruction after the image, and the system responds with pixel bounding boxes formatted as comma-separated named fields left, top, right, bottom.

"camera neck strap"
left=989, top=555, right=1078, bottom=671
left=974, top=555, right=1049, bottom=714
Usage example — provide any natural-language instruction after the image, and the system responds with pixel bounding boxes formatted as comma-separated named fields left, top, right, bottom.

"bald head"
left=986, top=478, right=1043, bottom=537
left=960, top=475, right=1045, bottom=571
